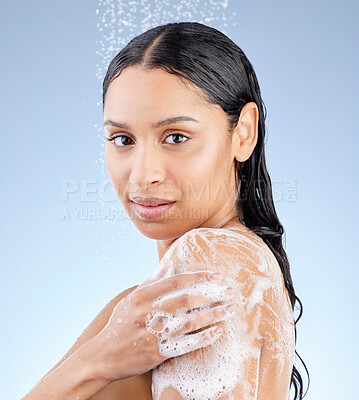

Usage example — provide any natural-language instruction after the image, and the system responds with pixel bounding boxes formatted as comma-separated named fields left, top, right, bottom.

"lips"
left=139, top=203, right=172, bottom=207
left=132, top=200, right=176, bottom=220
left=131, top=197, right=175, bottom=206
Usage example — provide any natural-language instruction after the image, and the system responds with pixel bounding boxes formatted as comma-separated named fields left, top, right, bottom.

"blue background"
left=1, top=0, right=358, bottom=398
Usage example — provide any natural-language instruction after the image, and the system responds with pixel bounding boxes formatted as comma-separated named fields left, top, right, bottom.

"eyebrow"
left=104, top=116, right=200, bottom=129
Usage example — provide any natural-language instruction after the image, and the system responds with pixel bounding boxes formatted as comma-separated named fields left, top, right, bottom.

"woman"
left=23, top=22, right=308, bottom=400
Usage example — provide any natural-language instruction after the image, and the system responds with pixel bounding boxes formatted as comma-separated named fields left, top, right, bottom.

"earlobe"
left=233, top=102, right=259, bottom=162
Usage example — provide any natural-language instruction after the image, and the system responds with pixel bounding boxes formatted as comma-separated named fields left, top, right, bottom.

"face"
left=103, top=65, right=240, bottom=252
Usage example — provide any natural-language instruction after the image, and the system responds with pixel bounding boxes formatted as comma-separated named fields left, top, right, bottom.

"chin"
left=123, top=201, right=204, bottom=240
left=133, top=220, right=183, bottom=240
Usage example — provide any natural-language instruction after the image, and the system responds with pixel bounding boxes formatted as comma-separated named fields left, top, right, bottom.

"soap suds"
left=137, top=225, right=295, bottom=400
left=145, top=282, right=235, bottom=358
left=151, top=281, right=234, bottom=307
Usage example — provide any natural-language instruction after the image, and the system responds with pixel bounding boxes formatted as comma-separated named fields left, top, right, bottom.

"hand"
left=92, top=271, right=235, bottom=383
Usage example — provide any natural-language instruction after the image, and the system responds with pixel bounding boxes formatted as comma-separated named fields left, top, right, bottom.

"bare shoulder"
left=161, top=223, right=283, bottom=282
left=152, top=224, right=295, bottom=399
left=44, top=284, right=138, bottom=377
left=163, top=223, right=294, bottom=328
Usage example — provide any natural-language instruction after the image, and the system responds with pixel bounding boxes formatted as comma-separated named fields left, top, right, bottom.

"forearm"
left=21, top=338, right=111, bottom=400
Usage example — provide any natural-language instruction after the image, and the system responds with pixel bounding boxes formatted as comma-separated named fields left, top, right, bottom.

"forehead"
left=103, top=66, right=215, bottom=118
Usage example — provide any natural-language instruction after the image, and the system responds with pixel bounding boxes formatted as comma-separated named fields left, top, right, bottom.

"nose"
left=128, top=145, right=166, bottom=192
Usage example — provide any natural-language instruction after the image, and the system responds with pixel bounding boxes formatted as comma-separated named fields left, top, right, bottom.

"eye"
left=164, top=132, right=190, bottom=145
left=105, top=132, right=190, bottom=147
left=105, top=135, right=133, bottom=146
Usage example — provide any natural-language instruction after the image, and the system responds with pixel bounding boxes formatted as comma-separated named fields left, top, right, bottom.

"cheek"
left=105, top=147, right=126, bottom=193
left=175, top=150, right=227, bottom=203
left=183, top=149, right=233, bottom=203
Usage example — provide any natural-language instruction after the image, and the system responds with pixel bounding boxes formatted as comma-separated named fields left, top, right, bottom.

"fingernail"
left=209, top=272, right=221, bottom=280
left=214, top=326, right=224, bottom=334
left=226, top=287, right=234, bottom=295
left=226, top=304, right=235, bottom=312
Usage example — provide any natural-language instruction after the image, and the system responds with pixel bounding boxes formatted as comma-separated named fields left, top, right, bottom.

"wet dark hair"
left=102, top=21, right=309, bottom=399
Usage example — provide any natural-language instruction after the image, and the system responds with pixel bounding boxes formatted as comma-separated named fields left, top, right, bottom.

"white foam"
left=151, top=281, right=234, bottom=307
left=144, top=226, right=295, bottom=400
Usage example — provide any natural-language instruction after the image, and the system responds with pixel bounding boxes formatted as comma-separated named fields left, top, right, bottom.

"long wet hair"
left=102, top=21, right=309, bottom=399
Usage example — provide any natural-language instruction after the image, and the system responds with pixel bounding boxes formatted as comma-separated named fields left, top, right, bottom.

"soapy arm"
left=151, top=227, right=295, bottom=400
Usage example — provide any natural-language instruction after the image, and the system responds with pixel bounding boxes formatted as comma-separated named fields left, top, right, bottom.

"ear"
left=231, top=102, right=259, bottom=162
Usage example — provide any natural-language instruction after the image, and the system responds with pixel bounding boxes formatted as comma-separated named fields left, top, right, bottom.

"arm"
left=22, top=270, right=234, bottom=400
left=21, top=337, right=110, bottom=400
left=152, top=227, right=295, bottom=400
left=21, top=285, right=137, bottom=400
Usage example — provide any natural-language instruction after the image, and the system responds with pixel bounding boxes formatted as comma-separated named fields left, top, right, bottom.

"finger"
left=158, top=325, right=224, bottom=358
left=139, top=270, right=223, bottom=300
left=170, top=303, right=235, bottom=336
left=151, top=283, right=234, bottom=314
left=144, top=302, right=233, bottom=341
